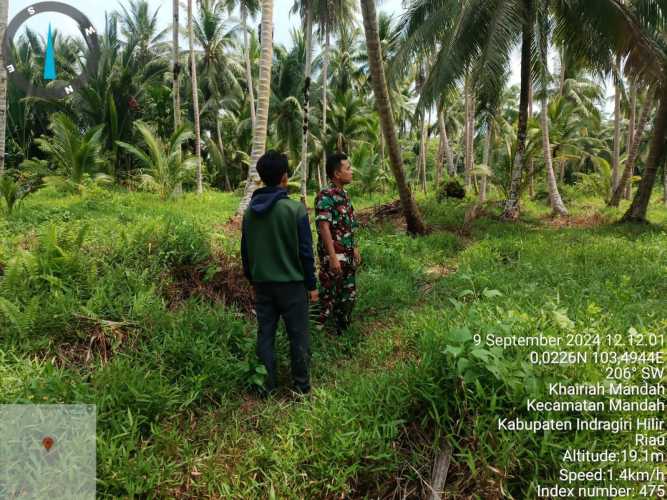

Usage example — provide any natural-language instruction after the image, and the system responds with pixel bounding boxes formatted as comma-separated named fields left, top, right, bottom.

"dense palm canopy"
left=0, top=0, right=665, bottom=223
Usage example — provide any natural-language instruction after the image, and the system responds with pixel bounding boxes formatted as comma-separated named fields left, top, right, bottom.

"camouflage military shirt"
left=314, top=183, right=359, bottom=260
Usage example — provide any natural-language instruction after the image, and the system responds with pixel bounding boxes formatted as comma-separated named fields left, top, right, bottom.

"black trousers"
left=254, top=282, right=310, bottom=393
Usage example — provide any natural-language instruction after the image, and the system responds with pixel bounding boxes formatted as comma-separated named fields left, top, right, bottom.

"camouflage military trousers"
left=317, top=255, right=357, bottom=332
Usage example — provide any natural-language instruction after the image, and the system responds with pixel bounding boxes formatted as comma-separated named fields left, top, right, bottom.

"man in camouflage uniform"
left=315, top=153, right=361, bottom=335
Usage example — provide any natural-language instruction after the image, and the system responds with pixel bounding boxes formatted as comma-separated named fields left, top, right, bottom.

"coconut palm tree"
left=187, top=0, right=203, bottom=194
left=222, top=0, right=260, bottom=129
left=238, top=0, right=274, bottom=214
left=608, top=91, right=653, bottom=207
left=536, top=1, right=567, bottom=216
left=327, top=89, right=374, bottom=153
left=315, top=0, right=357, bottom=191
left=242, top=0, right=260, bottom=128
left=397, top=0, right=535, bottom=218
left=118, top=0, right=169, bottom=65
left=270, top=39, right=306, bottom=161
left=192, top=0, right=241, bottom=103
left=117, top=121, right=196, bottom=199
left=35, top=113, right=109, bottom=187
left=291, top=0, right=315, bottom=202
left=77, top=13, right=167, bottom=179
left=172, top=0, right=181, bottom=131
left=359, top=0, right=426, bottom=235
left=0, top=0, right=9, bottom=177
left=549, top=0, right=667, bottom=223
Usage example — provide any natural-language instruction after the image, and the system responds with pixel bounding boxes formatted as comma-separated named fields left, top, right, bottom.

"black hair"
left=257, top=150, right=289, bottom=186
left=326, top=153, right=348, bottom=180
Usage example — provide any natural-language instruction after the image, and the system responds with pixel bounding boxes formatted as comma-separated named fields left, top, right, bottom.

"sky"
left=10, top=0, right=405, bottom=50
left=9, top=0, right=612, bottom=109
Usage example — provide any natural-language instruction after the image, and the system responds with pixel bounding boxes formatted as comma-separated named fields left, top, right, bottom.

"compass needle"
left=44, top=23, right=56, bottom=81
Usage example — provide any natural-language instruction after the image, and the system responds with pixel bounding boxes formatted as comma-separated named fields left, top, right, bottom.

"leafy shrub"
left=437, top=179, right=466, bottom=201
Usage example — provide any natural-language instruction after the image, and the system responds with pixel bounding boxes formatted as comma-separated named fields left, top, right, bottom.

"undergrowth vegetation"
left=1, top=187, right=665, bottom=498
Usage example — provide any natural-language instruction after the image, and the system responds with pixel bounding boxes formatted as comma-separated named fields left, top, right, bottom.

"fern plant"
left=117, top=121, right=197, bottom=200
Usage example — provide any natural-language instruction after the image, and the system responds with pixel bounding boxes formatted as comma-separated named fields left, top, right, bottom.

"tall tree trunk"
left=0, top=0, right=6, bottom=176
left=188, top=0, right=203, bottom=194
left=621, top=88, right=667, bottom=223
left=464, top=74, right=474, bottom=189
left=416, top=65, right=428, bottom=193
left=663, top=164, right=667, bottom=206
left=609, top=94, right=653, bottom=207
left=502, top=0, right=533, bottom=220
left=624, top=83, right=637, bottom=199
left=172, top=0, right=181, bottom=133
left=479, top=120, right=493, bottom=204
left=438, top=108, right=456, bottom=177
left=417, top=114, right=427, bottom=193
left=238, top=0, right=274, bottom=214
left=421, top=108, right=430, bottom=193
left=320, top=15, right=330, bottom=189
left=360, top=0, right=426, bottom=235
left=216, top=118, right=231, bottom=191
left=611, top=55, right=622, bottom=192
left=558, top=45, right=566, bottom=96
left=540, top=94, right=567, bottom=215
left=528, top=78, right=535, bottom=197
left=242, top=6, right=256, bottom=131
left=539, top=22, right=567, bottom=216
left=380, top=131, right=385, bottom=175
left=299, top=2, right=313, bottom=205
left=435, top=110, right=445, bottom=187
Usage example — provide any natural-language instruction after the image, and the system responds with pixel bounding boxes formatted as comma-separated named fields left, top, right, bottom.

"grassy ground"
left=1, top=185, right=666, bottom=498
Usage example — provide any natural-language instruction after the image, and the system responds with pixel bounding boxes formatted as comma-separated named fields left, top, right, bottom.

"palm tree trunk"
left=479, top=120, right=492, bottom=204
left=299, top=2, right=313, bottom=205
left=418, top=113, right=428, bottom=193
left=541, top=94, right=567, bottom=215
left=558, top=45, right=565, bottom=96
left=435, top=111, right=445, bottom=187
left=609, top=94, right=653, bottom=207
left=172, top=0, right=181, bottom=133
left=320, top=16, right=330, bottom=189
left=423, top=108, right=431, bottom=192
left=438, top=108, right=455, bottom=177
left=611, top=55, right=622, bottom=192
left=464, top=74, right=473, bottom=189
left=621, top=88, right=667, bottom=223
left=188, top=0, right=203, bottom=194
left=242, top=6, right=256, bottom=131
left=528, top=78, right=535, bottom=197
left=624, top=83, right=637, bottom=199
left=539, top=22, right=567, bottom=216
left=238, top=0, right=274, bottom=214
left=216, top=118, right=231, bottom=191
left=380, top=131, right=385, bottom=172
left=0, top=0, right=9, bottom=176
left=360, top=0, right=426, bottom=235
left=502, top=0, right=533, bottom=220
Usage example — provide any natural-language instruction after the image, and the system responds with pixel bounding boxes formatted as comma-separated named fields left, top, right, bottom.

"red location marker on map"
left=42, top=436, right=54, bottom=451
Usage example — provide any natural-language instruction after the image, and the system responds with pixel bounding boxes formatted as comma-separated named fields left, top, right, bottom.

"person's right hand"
left=329, top=257, right=342, bottom=274
left=309, top=290, right=319, bottom=302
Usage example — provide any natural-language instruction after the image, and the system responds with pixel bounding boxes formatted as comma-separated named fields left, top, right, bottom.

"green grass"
left=1, top=186, right=666, bottom=498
